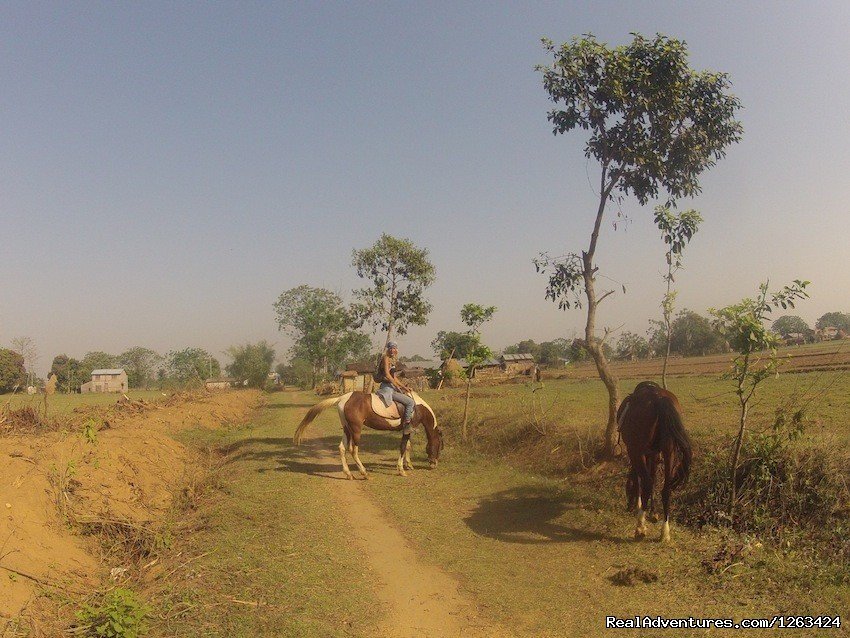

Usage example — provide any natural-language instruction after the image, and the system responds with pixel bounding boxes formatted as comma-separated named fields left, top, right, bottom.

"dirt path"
left=304, top=440, right=505, bottom=638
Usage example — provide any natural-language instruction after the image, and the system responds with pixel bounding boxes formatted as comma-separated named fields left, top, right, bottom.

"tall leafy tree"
left=351, top=234, right=436, bottom=344
left=118, top=347, right=163, bottom=389
left=50, top=354, right=83, bottom=393
left=226, top=341, right=276, bottom=389
left=166, top=348, right=220, bottom=383
left=771, top=315, right=811, bottom=339
left=431, top=331, right=479, bottom=360
left=815, top=312, right=850, bottom=333
left=615, top=332, right=650, bottom=361
left=534, top=33, right=742, bottom=456
left=274, top=285, right=371, bottom=386
left=655, top=206, right=702, bottom=387
left=0, top=349, right=26, bottom=393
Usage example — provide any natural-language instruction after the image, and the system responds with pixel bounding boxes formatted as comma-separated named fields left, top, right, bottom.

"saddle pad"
left=371, top=393, right=401, bottom=419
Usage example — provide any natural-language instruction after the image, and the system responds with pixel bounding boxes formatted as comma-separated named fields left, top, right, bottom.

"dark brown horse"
left=617, top=381, right=692, bottom=542
left=293, top=391, right=442, bottom=479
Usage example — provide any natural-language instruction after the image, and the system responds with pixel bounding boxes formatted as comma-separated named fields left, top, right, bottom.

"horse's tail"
left=293, top=396, right=342, bottom=445
left=656, top=396, right=692, bottom=490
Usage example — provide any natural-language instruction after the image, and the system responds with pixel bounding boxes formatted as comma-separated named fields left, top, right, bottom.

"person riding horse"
left=376, top=341, right=416, bottom=438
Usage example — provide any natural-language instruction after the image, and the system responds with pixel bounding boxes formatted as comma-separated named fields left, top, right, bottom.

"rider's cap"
left=386, top=341, right=398, bottom=350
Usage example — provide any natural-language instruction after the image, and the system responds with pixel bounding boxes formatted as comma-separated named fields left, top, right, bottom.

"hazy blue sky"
left=2, top=1, right=849, bottom=374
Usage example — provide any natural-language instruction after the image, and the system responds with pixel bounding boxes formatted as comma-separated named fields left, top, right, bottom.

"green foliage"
left=117, top=347, right=162, bottom=389
left=165, top=348, right=220, bottom=384
left=82, top=419, right=98, bottom=445
left=460, top=304, right=497, bottom=369
left=225, top=341, right=276, bottom=389
left=504, top=339, right=571, bottom=366
left=431, top=331, right=479, bottom=360
left=771, top=315, right=812, bottom=339
left=0, top=348, right=26, bottom=393
left=710, top=280, right=810, bottom=518
left=50, top=354, right=83, bottom=393
left=681, top=408, right=849, bottom=559
left=274, top=286, right=371, bottom=385
left=275, top=358, right=314, bottom=389
left=615, top=332, right=650, bottom=361
left=710, top=281, right=810, bottom=391
left=815, top=311, right=850, bottom=332
left=534, top=32, right=742, bottom=312
left=648, top=310, right=728, bottom=357
left=538, top=33, right=743, bottom=205
left=351, top=234, right=436, bottom=340
left=75, top=588, right=149, bottom=638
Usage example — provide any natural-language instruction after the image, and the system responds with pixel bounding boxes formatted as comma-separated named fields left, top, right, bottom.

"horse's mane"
left=410, top=392, right=438, bottom=431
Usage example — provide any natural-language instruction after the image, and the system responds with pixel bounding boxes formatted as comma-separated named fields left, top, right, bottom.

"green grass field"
left=2, top=390, right=167, bottom=416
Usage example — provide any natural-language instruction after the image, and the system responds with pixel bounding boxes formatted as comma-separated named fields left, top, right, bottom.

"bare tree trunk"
left=729, top=400, right=748, bottom=520
left=461, top=372, right=473, bottom=441
left=582, top=166, right=620, bottom=458
left=728, top=355, right=751, bottom=521
left=662, top=324, right=672, bottom=389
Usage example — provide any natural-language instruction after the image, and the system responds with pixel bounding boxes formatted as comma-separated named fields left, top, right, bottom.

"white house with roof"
left=81, top=369, right=129, bottom=393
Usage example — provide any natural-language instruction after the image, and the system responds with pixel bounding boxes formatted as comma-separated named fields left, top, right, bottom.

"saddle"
left=370, top=393, right=403, bottom=420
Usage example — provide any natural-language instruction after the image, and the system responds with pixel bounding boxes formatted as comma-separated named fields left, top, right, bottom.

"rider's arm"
left=383, top=355, right=409, bottom=392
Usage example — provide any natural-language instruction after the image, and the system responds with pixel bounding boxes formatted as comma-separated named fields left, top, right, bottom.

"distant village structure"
left=205, top=378, right=234, bottom=390
left=81, top=369, right=128, bottom=393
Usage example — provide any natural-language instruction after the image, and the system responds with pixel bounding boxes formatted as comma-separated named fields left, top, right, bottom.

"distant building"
left=339, top=362, right=376, bottom=394
left=205, top=378, right=235, bottom=390
left=81, top=369, right=128, bottom=393
left=501, top=353, right=536, bottom=376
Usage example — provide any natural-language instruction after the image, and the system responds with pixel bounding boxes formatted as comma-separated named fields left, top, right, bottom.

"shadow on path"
left=465, top=486, right=629, bottom=545
left=223, top=434, right=410, bottom=479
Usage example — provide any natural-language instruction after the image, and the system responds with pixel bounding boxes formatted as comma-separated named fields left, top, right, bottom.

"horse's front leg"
left=396, top=433, right=411, bottom=477
left=403, top=438, right=414, bottom=471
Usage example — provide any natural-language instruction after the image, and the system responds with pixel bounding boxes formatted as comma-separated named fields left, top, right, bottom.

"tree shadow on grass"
left=264, top=401, right=317, bottom=410
left=465, top=486, right=629, bottom=545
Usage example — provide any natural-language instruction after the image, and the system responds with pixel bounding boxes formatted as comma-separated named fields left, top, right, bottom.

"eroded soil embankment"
left=0, top=390, right=261, bottom=623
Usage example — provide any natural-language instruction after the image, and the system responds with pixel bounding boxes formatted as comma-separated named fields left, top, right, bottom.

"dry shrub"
left=315, top=381, right=339, bottom=396
left=680, top=420, right=850, bottom=563
left=0, top=404, right=67, bottom=435
left=74, top=516, right=164, bottom=563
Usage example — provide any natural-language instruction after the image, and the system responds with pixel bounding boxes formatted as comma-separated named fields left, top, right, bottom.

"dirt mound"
left=0, top=390, right=261, bottom=624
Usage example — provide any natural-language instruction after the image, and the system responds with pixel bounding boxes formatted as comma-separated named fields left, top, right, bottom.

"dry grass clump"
left=0, top=404, right=68, bottom=435
left=609, top=566, right=659, bottom=586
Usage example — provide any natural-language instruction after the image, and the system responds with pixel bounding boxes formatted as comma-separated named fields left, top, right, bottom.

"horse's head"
left=425, top=426, right=443, bottom=467
left=417, top=399, right=442, bottom=468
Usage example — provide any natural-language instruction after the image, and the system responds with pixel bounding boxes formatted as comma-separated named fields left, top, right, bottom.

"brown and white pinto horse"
left=293, top=391, right=442, bottom=479
left=617, top=381, right=692, bottom=542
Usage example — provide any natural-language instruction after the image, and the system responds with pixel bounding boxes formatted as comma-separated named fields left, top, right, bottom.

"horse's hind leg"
left=349, top=429, right=368, bottom=479
left=339, top=434, right=353, bottom=480
left=646, top=455, right=659, bottom=523
left=634, top=456, right=651, bottom=540
left=660, top=450, right=673, bottom=542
